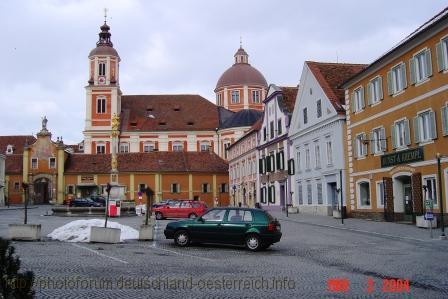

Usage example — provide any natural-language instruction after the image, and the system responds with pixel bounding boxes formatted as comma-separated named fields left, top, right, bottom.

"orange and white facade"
left=343, top=8, right=448, bottom=223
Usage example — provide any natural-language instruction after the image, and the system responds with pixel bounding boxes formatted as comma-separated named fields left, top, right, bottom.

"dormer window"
left=146, top=105, right=153, bottom=112
left=159, top=122, right=167, bottom=126
left=173, top=105, right=181, bottom=111
left=6, top=144, right=13, bottom=155
left=187, top=121, right=194, bottom=126
left=130, top=120, right=137, bottom=126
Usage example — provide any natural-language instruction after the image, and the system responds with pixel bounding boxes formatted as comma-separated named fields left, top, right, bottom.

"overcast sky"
left=0, top=0, right=446, bottom=144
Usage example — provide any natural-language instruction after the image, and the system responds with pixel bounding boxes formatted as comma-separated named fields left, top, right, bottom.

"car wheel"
left=245, top=234, right=262, bottom=251
left=174, top=230, right=190, bottom=247
left=188, top=213, right=197, bottom=219
left=155, top=212, right=163, bottom=220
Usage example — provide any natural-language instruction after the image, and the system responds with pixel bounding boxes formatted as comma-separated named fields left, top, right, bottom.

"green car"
left=163, top=207, right=282, bottom=251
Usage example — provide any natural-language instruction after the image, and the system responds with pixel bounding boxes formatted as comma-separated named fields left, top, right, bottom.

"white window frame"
left=423, top=175, right=438, bottom=207
left=98, top=61, right=106, bottom=76
left=296, top=148, right=301, bottom=172
left=305, top=146, right=310, bottom=170
left=357, top=179, right=371, bottom=209
left=6, top=144, right=13, bottom=155
left=355, top=133, right=367, bottom=159
left=306, top=181, right=312, bottom=205
left=316, top=180, right=323, bottom=205
left=376, top=180, right=384, bottom=208
left=314, top=143, right=321, bottom=169
left=143, top=142, right=155, bottom=152
left=252, top=90, right=260, bottom=103
left=31, top=158, right=38, bottom=169
left=316, top=99, right=322, bottom=118
left=415, top=109, right=436, bottom=144
left=49, top=157, right=56, bottom=169
left=411, top=48, right=431, bottom=84
left=371, top=126, right=386, bottom=155
left=200, top=142, right=210, bottom=152
left=326, top=140, right=333, bottom=166
left=172, top=142, right=184, bottom=152
left=119, top=143, right=129, bottom=153
left=390, top=62, right=406, bottom=95
left=368, top=76, right=383, bottom=105
left=393, top=118, right=410, bottom=150
left=353, top=86, right=364, bottom=112
left=303, top=108, right=308, bottom=124
left=231, top=90, right=240, bottom=104
left=171, top=183, right=181, bottom=194
left=96, top=96, right=106, bottom=114
left=96, top=143, right=106, bottom=154
left=202, top=183, right=210, bottom=193
left=438, top=36, right=448, bottom=72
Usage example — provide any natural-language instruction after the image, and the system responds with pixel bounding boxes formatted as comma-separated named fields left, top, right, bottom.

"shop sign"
left=381, top=147, right=424, bottom=168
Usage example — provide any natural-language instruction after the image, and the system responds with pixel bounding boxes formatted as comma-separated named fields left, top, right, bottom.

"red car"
left=153, top=200, right=208, bottom=220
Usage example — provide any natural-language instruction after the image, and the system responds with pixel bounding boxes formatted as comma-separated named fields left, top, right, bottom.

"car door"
left=179, top=201, right=192, bottom=218
left=189, top=209, right=227, bottom=243
left=221, top=209, right=254, bottom=245
left=165, top=201, right=181, bottom=218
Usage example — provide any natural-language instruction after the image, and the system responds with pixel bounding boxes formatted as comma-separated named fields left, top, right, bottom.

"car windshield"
left=201, top=209, right=226, bottom=222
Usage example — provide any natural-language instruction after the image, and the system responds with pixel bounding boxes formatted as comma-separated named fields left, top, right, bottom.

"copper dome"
left=215, top=63, right=267, bottom=90
left=88, top=45, right=120, bottom=58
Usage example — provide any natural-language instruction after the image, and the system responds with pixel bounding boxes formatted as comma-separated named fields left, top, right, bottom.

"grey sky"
left=0, top=0, right=446, bottom=144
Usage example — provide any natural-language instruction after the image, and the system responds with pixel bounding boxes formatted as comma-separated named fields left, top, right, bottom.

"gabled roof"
left=306, top=61, right=367, bottom=114
left=65, top=152, right=228, bottom=174
left=120, top=95, right=219, bottom=132
left=0, top=136, right=36, bottom=155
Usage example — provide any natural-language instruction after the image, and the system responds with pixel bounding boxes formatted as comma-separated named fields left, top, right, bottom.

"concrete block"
left=139, top=224, right=154, bottom=241
left=90, top=226, right=121, bottom=243
left=287, top=206, right=298, bottom=214
left=8, top=224, right=41, bottom=241
left=416, top=216, right=437, bottom=228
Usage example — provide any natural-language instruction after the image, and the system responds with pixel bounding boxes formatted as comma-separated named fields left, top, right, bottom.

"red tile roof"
left=65, top=151, right=228, bottom=174
left=306, top=62, right=367, bottom=114
left=5, top=155, right=23, bottom=174
left=0, top=136, right=36, bottom=155
left=280, top=86, right=299, bottom=114
left=120, top=95, right=219, bottom=132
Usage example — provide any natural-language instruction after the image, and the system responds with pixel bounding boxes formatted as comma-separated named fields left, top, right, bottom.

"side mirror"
left=197, top=217, right=204, bottom=223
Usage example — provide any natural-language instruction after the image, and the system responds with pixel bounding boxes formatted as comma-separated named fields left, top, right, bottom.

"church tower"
left=83, top=16, right=122, bottom=155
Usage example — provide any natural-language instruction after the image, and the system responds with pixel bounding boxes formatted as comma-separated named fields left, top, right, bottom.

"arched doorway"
left=393, top=174, right=413, bottom=222
left=34, top=178, right=51, bottom=204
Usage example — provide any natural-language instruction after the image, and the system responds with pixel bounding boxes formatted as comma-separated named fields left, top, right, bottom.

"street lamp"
left=232, top=184, right=237, bottom=206
left=22, top=182, right=29, bottom=225
left=104, top=183, right=112, bottom=228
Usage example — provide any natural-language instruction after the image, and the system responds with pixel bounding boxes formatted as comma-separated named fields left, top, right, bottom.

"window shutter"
left=276, top=152, right=281, bottom=170
left=362, top=133, right=367, bottom=156
left=360, top=87, right=365, bottom=109
left=436, top=42, right=446, bottom=72
left=266, top=156, right=271, bottom=172
left=387, top=71, right=394, bottom=95
left=170, top=184, right=174, bottom=193
left=380, top=127, right=387, bottom=151
left=391, top=124, right=397, bottom=149
left=353, top=138, right=358, bottom=158
left=426, top=49, right=433, bottom=77
left=379, top=77, right=384, bottom=100
left=409, top=57, right=416, bottom=85
left=430, top=111, right=437, bottom=139
left=351, top=92, right=356, bottom=112
left=404, top=119, right=411, bottom=145
left=367, top=82, right=372, bottom=105
left=369, top=132, right=374, bottom=154
left=442, top=106, right=448, bottom=136
left=271, top=155, right=276, bottom=172
left=401, top=63, right=408, bottom=89
left=413, top=116, right=420, bottom=143
left=288, top=159, right=295, bottom=175
left=259, top=158, right=264, bottom=173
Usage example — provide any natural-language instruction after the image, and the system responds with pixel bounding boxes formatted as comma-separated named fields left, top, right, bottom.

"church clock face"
left=98, top=76, right=106, bottom=85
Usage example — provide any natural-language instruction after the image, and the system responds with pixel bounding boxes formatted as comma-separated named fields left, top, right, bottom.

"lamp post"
left=232, top=185, right=237, bottom=206
left=22, top=182, right=29, bottom=225
left=288, top=191, right=293, bottom=218
left=104, top=183, right=112, bottom=228
left=436, top=153, right=445, bottom=238
left=215, top=127, right=220, bottom=157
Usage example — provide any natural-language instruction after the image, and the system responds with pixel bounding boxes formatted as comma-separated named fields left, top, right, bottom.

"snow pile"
left=47, top=219, right=139, bottom=242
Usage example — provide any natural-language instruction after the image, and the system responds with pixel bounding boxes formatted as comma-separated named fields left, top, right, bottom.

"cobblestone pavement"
left=1, top=206, right=448, bottom=298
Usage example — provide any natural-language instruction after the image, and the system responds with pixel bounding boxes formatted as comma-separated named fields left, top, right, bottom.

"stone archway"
left=32, top=174, right=54, bottom=204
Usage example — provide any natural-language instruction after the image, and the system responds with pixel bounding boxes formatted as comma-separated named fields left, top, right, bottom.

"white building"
left=257, top=85, right=297, bottom=211
left=289, top=62, right=366, bottom=216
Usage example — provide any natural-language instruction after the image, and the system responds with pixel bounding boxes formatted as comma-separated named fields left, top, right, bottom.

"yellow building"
left=342, top=8, right=448, bottom=224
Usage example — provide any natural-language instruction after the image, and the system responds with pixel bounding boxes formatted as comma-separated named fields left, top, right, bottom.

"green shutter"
left=351, top=92, right=356, bottom=112
left=379, top=77, right=384, bottom=100
left=426, top=49, right=433, bottom=77
left=409, top=58, right=416, bottom=85
left=367, top=82, right=372, bottom=105
left=387, top=71, right=394, bottom=95
left=401, top=63, right=408, bottom=89
left=259, top=158, right=264, bottom=173
left=404, top=119, right=411, bottom=145
left=360, top=87, right=365, bottom=109
left=288, top=159, right=295, bottom=175
left=380, top=127, right=387, bottom=151
left=436, top=41, right=446, bottom=72
left=413, top=116, right=420, bottom=143
left=430, top=111, right=437, bottom=139
left=391, top=124, right=397, bottom=149
left=442, top=106, right=448, bottom=136
left=276, top=152, right=281, bottom=170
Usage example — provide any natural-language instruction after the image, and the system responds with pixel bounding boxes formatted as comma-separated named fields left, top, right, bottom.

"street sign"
left=424, top=212, right=434, bottom=221
left=425, top=199, right=432, bottom=209
left=138, top=191, right=143, bottom=197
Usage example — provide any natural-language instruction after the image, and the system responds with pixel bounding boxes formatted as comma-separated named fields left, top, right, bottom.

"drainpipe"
left=437, top=153, right=445, bottom=238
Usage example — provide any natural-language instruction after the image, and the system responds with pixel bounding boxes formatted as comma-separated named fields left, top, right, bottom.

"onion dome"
left=88, top=21, right=119, bottom=59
